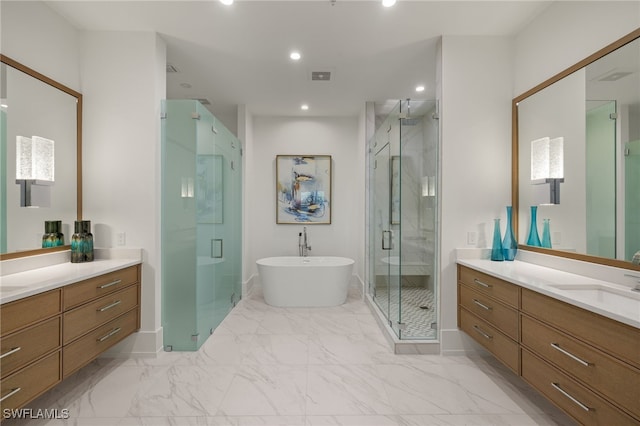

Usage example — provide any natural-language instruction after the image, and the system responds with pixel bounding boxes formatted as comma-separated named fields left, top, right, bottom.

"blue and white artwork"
left=276, top=155, right=331, bottom=224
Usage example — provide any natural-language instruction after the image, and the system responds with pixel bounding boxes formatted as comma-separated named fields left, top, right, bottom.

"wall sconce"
left=531, top=136, right=564, bottom=205
left=421, top=176, right=436, bottom=197
left=181, top=177, right=194, bottom=198
left=15, top=135, right=54, bottom=207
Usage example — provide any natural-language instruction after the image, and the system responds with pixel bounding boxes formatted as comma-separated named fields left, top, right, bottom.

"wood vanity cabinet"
left=0, top=264, right=141, bottom=416
left=457, top=264, right=640, bottom=426
left=0, top=290, right=62, bottom=415
left=457, top=266, right=520, bottom=373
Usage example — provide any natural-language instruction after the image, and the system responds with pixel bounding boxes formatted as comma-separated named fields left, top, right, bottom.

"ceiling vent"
left=166, top=64, right=179, bottom=73
left=593, top=68, right=634, bottom=82
left=192, top=98, right=211, bottom=105
left=311, top=71, right=331, bottom=81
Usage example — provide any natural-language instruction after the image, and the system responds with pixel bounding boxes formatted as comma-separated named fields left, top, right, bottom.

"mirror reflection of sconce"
left=421, top=176, right=436, bottom=197
left=15, top=135, right=55, bottom=207
left=531, top=136, right=564, bottom=205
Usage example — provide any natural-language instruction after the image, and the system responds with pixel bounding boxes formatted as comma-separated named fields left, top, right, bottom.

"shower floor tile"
left=7, top=284, right=576, bottom=426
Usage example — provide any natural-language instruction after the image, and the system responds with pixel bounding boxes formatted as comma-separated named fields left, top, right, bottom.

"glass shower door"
left=162, top=99, right=240, bottom=351
left=371, top=101, right=402, bottom=335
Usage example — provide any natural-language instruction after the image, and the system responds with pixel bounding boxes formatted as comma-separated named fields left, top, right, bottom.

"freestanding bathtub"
left=256, top=256, right=355, bottom=307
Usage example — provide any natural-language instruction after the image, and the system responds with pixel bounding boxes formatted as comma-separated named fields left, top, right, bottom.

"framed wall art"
left=276, top=155, right=331, bottom=224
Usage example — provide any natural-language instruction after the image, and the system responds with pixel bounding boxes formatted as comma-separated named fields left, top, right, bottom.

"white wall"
left=80, top=31, right=166, bottom=355
left=439, top=36, right=513, bottom=353
left=514, top=1, right=640, bottom=96
left=246, top=116, right=363, bottom=282
left=0, top=2, right=80, bottom=91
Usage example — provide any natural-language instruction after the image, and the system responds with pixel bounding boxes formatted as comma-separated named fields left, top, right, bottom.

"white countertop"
left=457, top=258, right=640, bottom=329
left=0, top=250, right=142, bottom=304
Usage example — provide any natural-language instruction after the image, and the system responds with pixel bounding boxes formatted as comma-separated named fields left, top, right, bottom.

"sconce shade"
left=421, top=176, right=436, bottom=197
left=16, top=135, right=55, bottom=181
left=531, top=136, right=563, bottom=182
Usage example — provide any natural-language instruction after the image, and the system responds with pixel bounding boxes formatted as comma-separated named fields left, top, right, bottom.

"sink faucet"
left=299, top=227, right=311, bottom=257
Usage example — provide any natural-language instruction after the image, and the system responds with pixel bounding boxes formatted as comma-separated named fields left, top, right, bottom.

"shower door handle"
left=382, top=231, right=393, bottom=250
left=211, top=239, right=223, bottom=258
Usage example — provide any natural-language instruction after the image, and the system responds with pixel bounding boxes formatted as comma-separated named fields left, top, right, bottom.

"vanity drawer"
left=0, top=350, right=61, bottom=412
left=459, top=284, right=519, bottom=340
left=63, top=284, right=139, bottom=344
left=521, top=314, right=640, bottom=419
left=63, top=265, right=139, bottom=310
left=0, top=289, right=61, bottom=335
left=521, top=288, right=640, bottom=368
left=458, top=265, right=519, bottom=308
left=521, top=349, right=638, bottom=426
left=63, top=308, right=139, bottom=378
left=459, top=307, right=519, bottom=373
left=0, top=316, right=61, bottom=379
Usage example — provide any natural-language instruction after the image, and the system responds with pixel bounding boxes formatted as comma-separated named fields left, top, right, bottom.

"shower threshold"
left=365, top=293, right=440, bottom=355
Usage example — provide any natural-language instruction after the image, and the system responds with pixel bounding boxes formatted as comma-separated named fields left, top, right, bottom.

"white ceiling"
left=45, top=0, right=552, bottom=118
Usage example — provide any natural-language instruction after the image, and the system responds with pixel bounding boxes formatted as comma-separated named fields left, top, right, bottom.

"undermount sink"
left=548, top=283, right=640, bottom=315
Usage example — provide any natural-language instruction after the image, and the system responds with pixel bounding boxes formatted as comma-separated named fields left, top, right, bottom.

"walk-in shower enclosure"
left=161, top=100, right=242, bottom=351
left=368, top=99, right=439, bottom=340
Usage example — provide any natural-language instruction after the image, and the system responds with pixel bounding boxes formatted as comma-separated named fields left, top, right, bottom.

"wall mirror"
left=0, top=55, right=82, bottom=260
left=513, top=28, right=640, bottom=271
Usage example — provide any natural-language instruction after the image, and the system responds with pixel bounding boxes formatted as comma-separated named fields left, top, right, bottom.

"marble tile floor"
left=5, top=283, right=576, bottom=426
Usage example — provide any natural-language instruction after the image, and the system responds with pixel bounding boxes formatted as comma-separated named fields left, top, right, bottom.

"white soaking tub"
left=256, top=256, right=355, bottom=307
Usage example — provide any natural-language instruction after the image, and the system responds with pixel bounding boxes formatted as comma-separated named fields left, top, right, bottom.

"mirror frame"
left=512, top=28, right=640, bottom=272
left=0, top=54, right=83, bottom=260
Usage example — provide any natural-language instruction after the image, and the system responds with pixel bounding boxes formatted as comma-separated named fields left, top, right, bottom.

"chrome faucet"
left=299, top=227, right=311, bottom=257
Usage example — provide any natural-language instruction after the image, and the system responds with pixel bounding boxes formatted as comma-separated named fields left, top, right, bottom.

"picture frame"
left=276, top=155, right=331, bottom=224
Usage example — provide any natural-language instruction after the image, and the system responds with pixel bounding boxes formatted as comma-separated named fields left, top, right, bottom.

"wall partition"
left=368, top=99, right=439, bottom=340
left=161, top=100, right=242, bottom=351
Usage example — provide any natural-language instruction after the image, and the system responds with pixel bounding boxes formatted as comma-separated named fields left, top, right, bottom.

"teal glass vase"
left=491, top=218, right=504, bottom=261
left=526, top=206, right=542, bottom=247
left=502, top=206, right=517, bottom=261
left=42, top=220, right=64, bottom=248
left=541, top=218, right=552, bottom=248
left=71, top=220, right=94, bottom=263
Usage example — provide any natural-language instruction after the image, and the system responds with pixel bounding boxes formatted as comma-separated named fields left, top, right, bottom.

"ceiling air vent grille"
left=193, top=98, right=211, bottom=105
left=311, top=71, right=331, bottom=81
left=166, top=64, right=179, bottom=73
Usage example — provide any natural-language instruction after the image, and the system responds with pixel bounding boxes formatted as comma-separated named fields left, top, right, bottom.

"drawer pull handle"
left=473, top=325, right=492, bottom=340
left=550, top=343, right=591, bottom=367
left=97, top=300, right=122, bottom=312
left=0, top=387, right=21, bottom=403
left=472, top=299, right=492, bottom=311
left=98, top=279, right=122, bottom=289
left=97, top=327, right=122, bottom=342
left=551, top=382, right=592, bottom=412
left=0, top=347, right=21, bottom=359
left=473, top=279, right=492, bottom=288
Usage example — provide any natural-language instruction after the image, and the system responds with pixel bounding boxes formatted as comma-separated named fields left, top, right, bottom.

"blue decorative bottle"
left=526, top=206, right=541, bottom=247
left=491, top=218, right=504, bottom=261
left=541, top=218, right=552, bottom=248
left=502, top=206, right=517, bottom=261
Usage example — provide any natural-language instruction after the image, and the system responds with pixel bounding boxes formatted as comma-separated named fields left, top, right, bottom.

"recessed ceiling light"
left=220, top=0, right=233, bottom=5
left=290, top=51, right=301, bottom=61
left=415, top=85, right=425, bottom=92
left=301, top=104, right=309, bottom=111
left=382, top=0, right=396, bottom=7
